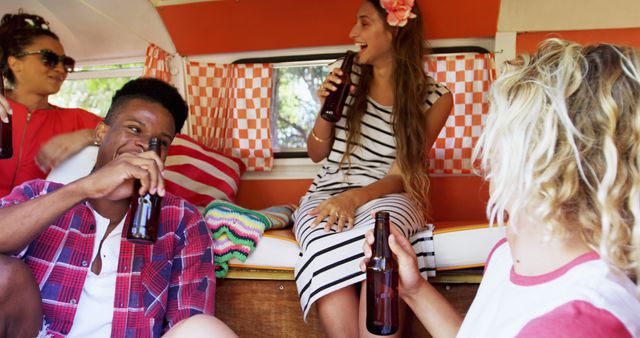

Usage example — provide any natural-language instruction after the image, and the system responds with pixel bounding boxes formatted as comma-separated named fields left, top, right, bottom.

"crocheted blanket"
left=204, top=200, right=296, bottom=277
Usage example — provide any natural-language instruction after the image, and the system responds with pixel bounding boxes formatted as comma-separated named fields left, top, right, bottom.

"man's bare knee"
left=0, top=255, right=42, bottom=338
left=0, top=255, right=34, bottom=299
left=163, top=314, right=238, bottom=338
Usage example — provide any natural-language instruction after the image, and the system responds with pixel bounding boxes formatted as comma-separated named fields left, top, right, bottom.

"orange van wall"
left=236, top=176, right=489, bottom=222
left=159, top=0, right=498, bottom=222
left=157, top=0, right=499, bottom=55
left=516, top=28, right=640, bottom=54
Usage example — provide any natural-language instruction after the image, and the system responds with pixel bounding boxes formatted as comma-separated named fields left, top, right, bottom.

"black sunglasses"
left=15, top=49, right=76, bottom=73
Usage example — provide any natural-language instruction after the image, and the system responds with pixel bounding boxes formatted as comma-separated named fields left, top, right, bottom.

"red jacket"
left=0, top=99, right=102, bottom=197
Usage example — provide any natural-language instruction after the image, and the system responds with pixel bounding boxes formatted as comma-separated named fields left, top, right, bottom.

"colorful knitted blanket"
left=203, top=200, right=296, bottom=277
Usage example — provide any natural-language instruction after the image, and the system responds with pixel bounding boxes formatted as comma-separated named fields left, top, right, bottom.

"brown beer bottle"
left=125, top=137, right=162, bottom=244
left=319, top=50, right=355, bottom=123
left=366, top=211, right=399, bottom=335
left=0, top=73, right=12, bottom=159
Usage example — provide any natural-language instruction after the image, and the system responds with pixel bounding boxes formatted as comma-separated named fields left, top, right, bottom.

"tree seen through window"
left=272, top=64, right=328, bottom=152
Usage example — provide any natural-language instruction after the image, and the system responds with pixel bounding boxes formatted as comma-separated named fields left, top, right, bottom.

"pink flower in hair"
left=380, top=0, right=417, bottom=27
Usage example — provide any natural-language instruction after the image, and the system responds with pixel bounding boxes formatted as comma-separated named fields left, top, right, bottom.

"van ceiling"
left=1, top=0, right=500, bottom=62
left=499, top=0, right=640, bottom=32
left=4, top=0, right=635, bottom=65
left=0, top=0, right=175, bottom=65
left=150, top=0, right=219, bottom=6
left=155, top=0, right=500, bottom=56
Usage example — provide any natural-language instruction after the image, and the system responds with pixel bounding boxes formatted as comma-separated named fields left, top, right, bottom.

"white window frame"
left=50, top=57, right=145, bottom=118
left=66, top=57, right=145, bottom=81
left=267, top=58, right=337, bottom=155
left=185, top=38, right=495, bottom=180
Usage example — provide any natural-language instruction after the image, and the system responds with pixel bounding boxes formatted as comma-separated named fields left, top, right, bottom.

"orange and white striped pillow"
left=164, top=134, right=246, bottom=206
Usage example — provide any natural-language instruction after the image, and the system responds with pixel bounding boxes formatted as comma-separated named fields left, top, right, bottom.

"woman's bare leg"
left=316, top=285, right=359, bottom=338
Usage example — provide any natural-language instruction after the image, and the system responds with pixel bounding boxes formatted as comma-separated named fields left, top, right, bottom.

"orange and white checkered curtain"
left=426, top=53, right=495, bottom=175
left=142, top=44, right=172, bottom=82
left=185, top=61, right=273, bottom=171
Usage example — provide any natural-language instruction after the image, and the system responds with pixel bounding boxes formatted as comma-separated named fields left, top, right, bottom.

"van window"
left=235, top=54, right=343, bottom=158
left=272, top=62, right=328, bottom=155
left=50, top=63, right=144, bottom=117
left=236, top=47, right=491, bottom=159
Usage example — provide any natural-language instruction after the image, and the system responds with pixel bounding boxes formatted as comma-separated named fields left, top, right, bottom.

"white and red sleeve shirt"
left=458, top=238, right=640, bottom=338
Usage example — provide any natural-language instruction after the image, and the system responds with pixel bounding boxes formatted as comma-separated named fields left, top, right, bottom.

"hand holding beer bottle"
left=0, top=73, right=12, bottom=159
left=318, top=50, right=356, bottom=123
left=366, top=211, right=399, bottom=335
left=361, top=214, right=464, bottom=338
left=125, top=137, right=162, bottom=244
left=362, top=215, right=427, bottom=298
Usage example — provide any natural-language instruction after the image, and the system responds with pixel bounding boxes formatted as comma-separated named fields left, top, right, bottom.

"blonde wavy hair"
left=473, top=38, right=640, bottom=282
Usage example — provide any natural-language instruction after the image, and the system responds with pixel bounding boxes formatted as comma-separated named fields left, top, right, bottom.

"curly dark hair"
left=0, top=11, right=59, bottom=85
left=104, top=78, right=188, bottom=134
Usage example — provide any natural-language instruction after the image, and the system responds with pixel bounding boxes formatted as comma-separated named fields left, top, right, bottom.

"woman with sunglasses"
left=0, top=12, right=102, bottom=197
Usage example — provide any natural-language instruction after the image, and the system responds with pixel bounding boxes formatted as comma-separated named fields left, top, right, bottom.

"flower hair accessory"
left=380, top=0, right=417, bottom=27
left=24, top=17, right=50, bottom=31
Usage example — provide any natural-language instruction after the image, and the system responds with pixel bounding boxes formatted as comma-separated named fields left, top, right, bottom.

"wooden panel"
left=157, top=0, right=499, bottom=55
left=216, top=278, right=478, bottom=337
left=404, top=283, right=479, bottom=337
left=216, top=279, right=324, bottom=338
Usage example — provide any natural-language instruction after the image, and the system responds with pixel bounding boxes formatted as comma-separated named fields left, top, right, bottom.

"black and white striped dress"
left=293, top=65, right=449, bottom=319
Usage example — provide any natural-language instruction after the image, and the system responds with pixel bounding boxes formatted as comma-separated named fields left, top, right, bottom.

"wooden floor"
left=216, top=277, right=479, bottom=338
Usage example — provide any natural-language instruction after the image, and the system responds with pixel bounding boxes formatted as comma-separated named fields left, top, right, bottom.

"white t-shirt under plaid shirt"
left=458, top=238, right=640, bottom=337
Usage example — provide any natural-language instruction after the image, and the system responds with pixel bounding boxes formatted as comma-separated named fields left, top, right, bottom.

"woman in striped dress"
left=293, top=1, right=453, bottom=336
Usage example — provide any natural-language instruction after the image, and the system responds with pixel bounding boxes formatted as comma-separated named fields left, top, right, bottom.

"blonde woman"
left=362, top=39, right=640, bottom=337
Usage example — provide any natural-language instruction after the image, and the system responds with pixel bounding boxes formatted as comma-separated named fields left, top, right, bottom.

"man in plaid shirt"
left=0, top=78, right=236, bottom=338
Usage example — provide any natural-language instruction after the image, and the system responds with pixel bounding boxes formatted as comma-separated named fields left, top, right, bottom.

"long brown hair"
left=344, top=0, right=431, bottom=221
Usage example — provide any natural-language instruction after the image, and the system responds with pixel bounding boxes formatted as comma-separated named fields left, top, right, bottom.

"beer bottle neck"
left=148, top=137, right=161, bottom=156
left=341, top=51, right=355, bottom=73
left=373, top=220, right=393, bottom=258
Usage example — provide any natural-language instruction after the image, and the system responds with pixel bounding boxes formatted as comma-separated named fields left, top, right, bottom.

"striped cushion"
left=164, top=134, right=245, bottom=206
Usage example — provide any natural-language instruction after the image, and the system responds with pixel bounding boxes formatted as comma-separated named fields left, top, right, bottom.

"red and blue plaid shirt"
left=0, top=179, right=216, bottom=337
